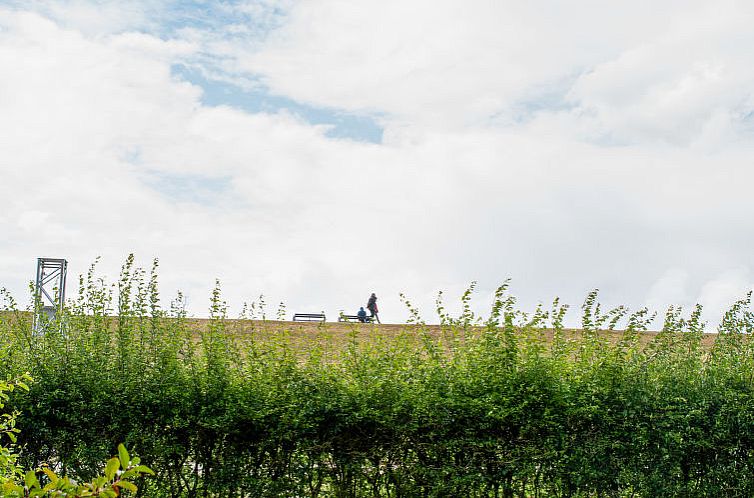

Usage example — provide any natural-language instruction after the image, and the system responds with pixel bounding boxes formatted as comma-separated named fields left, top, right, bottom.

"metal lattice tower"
left=34, top=258, right=67, bottom=332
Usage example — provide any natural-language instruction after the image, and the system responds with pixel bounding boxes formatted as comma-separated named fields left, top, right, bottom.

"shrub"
left=0, top=373, right=152, bottom=497
left=3, top=256, right=754, bottom=497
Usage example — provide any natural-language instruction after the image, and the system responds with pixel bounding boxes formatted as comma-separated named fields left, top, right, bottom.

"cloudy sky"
left=2, top=0, right=754, bottom=327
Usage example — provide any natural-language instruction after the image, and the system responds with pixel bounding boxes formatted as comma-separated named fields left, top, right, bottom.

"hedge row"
left=2, top=259, right=754, bottom=497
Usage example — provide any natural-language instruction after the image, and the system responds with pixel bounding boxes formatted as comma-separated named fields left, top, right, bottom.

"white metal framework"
left=34, top=257, right=67, bottom=332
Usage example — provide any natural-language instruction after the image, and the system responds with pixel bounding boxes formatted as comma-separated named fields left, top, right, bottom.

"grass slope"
left=187, top=317, right=719, bottom=355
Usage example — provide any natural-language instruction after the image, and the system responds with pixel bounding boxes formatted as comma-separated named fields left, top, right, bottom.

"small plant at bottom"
left=1, top=444, right=153, bottom=498
left=0, top=374, right=152, bottom=498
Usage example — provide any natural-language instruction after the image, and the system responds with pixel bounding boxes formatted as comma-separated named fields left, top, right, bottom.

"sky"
left=2, top=0, right=754, bottom=328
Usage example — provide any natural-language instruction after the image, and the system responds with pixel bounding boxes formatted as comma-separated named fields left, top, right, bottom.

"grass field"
left=185, top=317, right=720, bottom=355
left=1, top=310, right=721, bottom=356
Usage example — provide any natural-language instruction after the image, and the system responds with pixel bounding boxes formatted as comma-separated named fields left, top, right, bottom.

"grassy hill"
left=185, top=317, right=720, bottom=356
left=2, top=310, right=720, bottom=356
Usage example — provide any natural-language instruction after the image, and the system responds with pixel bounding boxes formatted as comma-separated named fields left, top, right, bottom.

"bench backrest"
left=293, top=313, right=326, bottom=322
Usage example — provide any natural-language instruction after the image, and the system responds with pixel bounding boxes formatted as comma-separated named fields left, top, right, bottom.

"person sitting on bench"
left=357, top=307, right=368, bottom=323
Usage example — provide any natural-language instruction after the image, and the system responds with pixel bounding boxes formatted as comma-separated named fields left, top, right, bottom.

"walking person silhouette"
left=366, top=293, right=380, bottom=323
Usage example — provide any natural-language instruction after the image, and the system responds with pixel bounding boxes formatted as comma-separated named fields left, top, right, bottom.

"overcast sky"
left=2, top=0, right=754, bottom=328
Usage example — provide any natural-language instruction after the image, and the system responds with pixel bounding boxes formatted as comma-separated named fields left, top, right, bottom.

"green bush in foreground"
left=0, top=258, right=156, bottom=497
left=0, top=373, right=153, bottom=497
left=2, top=256, right=754, bottom=497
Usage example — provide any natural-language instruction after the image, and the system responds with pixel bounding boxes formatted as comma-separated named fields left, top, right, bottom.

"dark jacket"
left=367, top=295, right=378, bottom=313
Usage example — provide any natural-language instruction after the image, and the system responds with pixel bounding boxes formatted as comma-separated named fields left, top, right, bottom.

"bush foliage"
left=0, top=373, right=152, bottom=497
left=2, top=256, right=754, bottom=497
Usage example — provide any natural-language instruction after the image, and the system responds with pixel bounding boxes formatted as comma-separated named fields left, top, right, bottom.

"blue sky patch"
left=158, top=0, right=289, bottom=39
left=172, top=64, right=384, bottom=144
left=142, top=170, right=235, bottom=206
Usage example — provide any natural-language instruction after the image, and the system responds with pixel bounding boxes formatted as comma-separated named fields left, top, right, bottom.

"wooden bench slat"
left=293, top=313, right=326, bottom=322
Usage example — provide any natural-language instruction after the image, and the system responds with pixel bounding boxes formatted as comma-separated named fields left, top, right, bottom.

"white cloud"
left=646, top=268, right=690, bottom=313
left=238, top=1, right=722, bottom=129
left=4, top=0, right=156, bottom=35
left=231, top=0, right=754, bottom=152
left=697, top=269, right=754, bottom=328
left=1, top=2, right=754, bottom=328
left=553, top=2, right=754, bottom=146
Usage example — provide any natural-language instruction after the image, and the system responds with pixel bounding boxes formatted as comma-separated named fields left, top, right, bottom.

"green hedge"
left=2, top=258, right=754, bottom=497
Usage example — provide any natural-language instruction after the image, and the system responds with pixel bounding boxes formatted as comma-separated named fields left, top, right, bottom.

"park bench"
left=338, top=315, right=373, bottom=323
left=293, top=313, right=326, bottom=322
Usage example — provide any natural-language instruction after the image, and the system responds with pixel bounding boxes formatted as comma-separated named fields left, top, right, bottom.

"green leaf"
left=41, top=467, right=58, bottom=483
left=117, top=444, right=130, bottom=469
left=105, top=457, right=120, bottom=481
left=132, top=465, right=154, bottom=476
left=118, top=480, right=138, bottom=493
left=24, top=470, right=40, bottom=489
